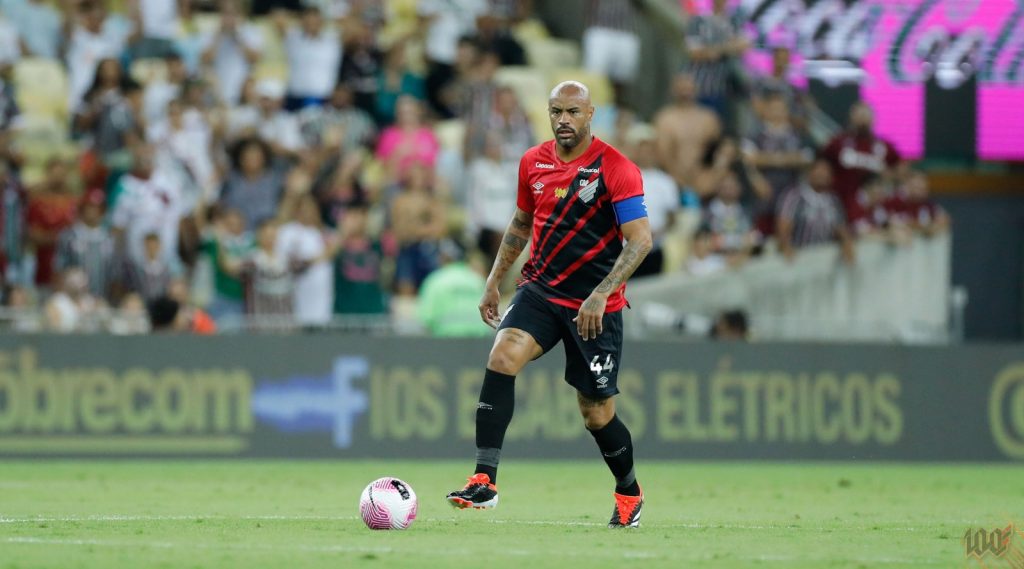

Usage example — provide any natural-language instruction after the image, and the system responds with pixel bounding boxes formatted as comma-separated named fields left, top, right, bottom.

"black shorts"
left=497, top=285, right=623, bottom=399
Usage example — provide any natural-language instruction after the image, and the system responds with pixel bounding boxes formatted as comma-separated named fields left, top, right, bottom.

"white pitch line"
left=0, top=536, right=946, bottom=564
left=0, top=514, right=359, bottom=524
left=0, top=514, right=930, bottom=532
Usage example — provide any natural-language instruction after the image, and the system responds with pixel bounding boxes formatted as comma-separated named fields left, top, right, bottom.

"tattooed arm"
left=574, top=217, right=653, bottom=340
left=479, top=207, right=533, bottom=328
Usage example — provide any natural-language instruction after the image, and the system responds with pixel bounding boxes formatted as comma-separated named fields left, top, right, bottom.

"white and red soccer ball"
left=359, top=477, right=418, bottom=530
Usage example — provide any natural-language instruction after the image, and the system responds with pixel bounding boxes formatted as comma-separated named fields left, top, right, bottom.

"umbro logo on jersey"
left=535, top=162, right=555, bottom=169
left=578, top=178, right=599, bottom=203
left=532, top=182, right=544, bottom=194
left=578, top=167, right=600, bottom=174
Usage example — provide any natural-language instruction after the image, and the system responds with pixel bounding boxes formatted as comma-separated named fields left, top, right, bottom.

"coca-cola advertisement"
left=688, top=0, right=1024, bottom=160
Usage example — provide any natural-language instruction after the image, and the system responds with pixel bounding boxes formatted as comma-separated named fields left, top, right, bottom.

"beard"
left=555, top=125, right=588, bottom=150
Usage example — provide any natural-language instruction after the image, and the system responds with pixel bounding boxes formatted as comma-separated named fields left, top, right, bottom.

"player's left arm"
left=574, top=215, right=653, bottom=341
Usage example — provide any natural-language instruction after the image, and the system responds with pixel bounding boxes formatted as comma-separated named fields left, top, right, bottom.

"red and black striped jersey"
left=515, top=136, right=644, bottom=312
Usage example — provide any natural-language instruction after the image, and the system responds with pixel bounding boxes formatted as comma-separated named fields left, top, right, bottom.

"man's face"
left=671, top=74, right=697, bottom=103
left=331, top=86, right=353, bottom=108
left=81, top=203, right=104, bottom=226
left=808, top=161, right=833, bottom=190
left=301, top=9, right=322, bottom=34
left=850, top=103, right=874, bottom=132
left=548, top=89, right=593, bottom=150
left=82, top=4, right=104, bottom=30
left=144, top=237, right=161, bottom=260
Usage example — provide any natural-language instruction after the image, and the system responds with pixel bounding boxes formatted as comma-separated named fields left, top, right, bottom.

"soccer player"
left=446, top=81, right=653, bottom=528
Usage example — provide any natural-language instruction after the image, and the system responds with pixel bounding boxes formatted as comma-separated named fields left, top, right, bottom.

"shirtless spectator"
left=390, top=161, right=447, bottom=296
left=822, top=101, right=903, bottom=224
left=654, top=71, right=720, bottom=198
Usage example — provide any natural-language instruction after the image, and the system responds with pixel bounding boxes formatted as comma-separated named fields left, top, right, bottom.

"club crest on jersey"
left=554, top=187, right=569, bottom=199
left=578, top=178, right=599, bottom=203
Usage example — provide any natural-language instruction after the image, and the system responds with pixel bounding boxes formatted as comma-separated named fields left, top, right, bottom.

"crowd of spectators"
left=0, top=0, right=950, bottom=335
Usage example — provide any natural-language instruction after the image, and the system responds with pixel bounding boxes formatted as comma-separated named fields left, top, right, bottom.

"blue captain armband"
left=613, top=195, right=648, bottom=225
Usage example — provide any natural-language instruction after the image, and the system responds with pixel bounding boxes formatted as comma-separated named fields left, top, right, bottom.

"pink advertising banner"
left=688, top=0, right=1024, bottom=160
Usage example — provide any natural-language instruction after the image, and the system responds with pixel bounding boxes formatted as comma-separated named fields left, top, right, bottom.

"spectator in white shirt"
left=276, top=193, right=336, bottom=327
left=257, top=79, right=303, bottom=159
left=625, top=123, right=680, bottom=277
left=143, top=52, right=188, bottom=125
left=127, top=0, right=186, bottom=58
left=148, top=98, right=217, bottom=203
left=418, top=0, right=484, bottom=67
left=417, top=0, right=485, bottom=116
left=2, top=0, right=61, bottom=59
left=0, top=13, right=20, bottom=70
left=65, top=0, right=130, bottom=109
left=226, top=79, right=303, bottom=159
left=466, top=133, right=517, bottom=267
left=275, top=6, right=341, bottom=111
left=199, top=0, right=262, bottom=106
left=110, top=144, right=187, bottom=265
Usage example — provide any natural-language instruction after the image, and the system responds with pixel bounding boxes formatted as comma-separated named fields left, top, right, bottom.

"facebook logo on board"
left=251, top=356, right=369, bottom=449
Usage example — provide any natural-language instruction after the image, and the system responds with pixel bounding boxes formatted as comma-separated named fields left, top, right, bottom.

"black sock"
left=587, top=414, right=640, bottom=496
left=474, top=369, right=516, bottom=484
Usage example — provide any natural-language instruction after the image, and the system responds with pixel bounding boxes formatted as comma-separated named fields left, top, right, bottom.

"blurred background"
left=0, top=0, right=1020, bottom=344
left=0, top=0, right=1022, bottom=466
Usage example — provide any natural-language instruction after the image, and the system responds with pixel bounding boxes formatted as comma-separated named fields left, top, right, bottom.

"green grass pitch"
left=1, top=460, right=1021, bottom=568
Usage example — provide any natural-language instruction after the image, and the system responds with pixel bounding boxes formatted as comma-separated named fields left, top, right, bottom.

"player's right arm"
left=480, top=154, right=535, bottom=328
left=479, top=207, right=532, bottom=328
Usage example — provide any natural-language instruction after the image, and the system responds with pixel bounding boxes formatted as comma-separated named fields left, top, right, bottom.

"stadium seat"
left=10, top=114, right=77, bottom=186
left=12, top=58, right=69, bottom=121
left=523, top=38, right=580, bottom=71
left=129, top=58, right=169, bottom=85
left=511, top=19, right=550, bottom=44
left=434, top=119, right=466, bottom=154
left=189, top=13, right=221, bottom=37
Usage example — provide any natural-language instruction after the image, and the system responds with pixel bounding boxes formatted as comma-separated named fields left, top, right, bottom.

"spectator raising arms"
left=275, top=5, right=341, bottom=110
left=199, top=0, right=263, bottom=106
